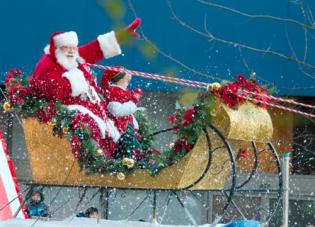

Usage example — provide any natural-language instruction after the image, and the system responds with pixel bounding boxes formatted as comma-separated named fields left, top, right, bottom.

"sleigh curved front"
left=23, top=101, right=274, bottom=190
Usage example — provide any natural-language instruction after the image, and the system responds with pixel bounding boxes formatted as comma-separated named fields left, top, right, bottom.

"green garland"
left=163, top=93, right=215, bottom=164
left=4, top=70, right=273, bottom=178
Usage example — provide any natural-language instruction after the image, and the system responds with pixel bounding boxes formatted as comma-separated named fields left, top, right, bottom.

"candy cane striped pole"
left=0, top=131, right=27, bottom=220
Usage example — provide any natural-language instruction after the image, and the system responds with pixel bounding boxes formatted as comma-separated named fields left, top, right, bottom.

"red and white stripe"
left=0, top=131, right=27, bottom=220
left=243, top=90, right=315, bottom=110
left=88, top=63, right=315, bottom=119
left=236, top=94, right=315, bottom=119
left=86, top=63, right=209, bottom=89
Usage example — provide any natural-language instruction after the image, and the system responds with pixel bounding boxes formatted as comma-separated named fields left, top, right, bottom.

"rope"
left=243, top=90, right=315, bottom=110
left=87, top=63, right=315, bottom=118
left=237, top=94, right=315, bottom=119
left=86, top=63, right=209, bottom=89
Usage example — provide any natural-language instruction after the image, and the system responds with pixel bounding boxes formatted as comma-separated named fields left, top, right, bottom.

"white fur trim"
left=110, top=84, right=127, bottom=90
left=132, top=115, right=139, bottom=130
left=44, top=45, right=50, bottom=54
left=66, top=105, right=120, bottom=141
left=97, top=31, right=122, bottom=59
left=107, top=101, right=137, bottom=117
left=54, top=31, right=78, bottom=48
left=62, top=68, right=89, bottom=97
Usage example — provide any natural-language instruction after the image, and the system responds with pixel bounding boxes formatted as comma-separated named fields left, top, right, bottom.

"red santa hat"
left=44, top=31, right=79, bottom=59
left=100, top=66, right=128, bottom=89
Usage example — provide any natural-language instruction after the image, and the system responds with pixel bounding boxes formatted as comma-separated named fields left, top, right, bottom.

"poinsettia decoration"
left=5, top=69, right=31, bottom=106
left=165, top=75, right=275, bottom=164
left=211, top=75, right=273, bottom=109
left=165, top=94, right=215, bottom=163
left=237, top=148, right=249, bottom=159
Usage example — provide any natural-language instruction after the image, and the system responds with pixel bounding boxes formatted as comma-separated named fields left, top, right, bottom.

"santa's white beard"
left=55, top=48, right=79, bottom=70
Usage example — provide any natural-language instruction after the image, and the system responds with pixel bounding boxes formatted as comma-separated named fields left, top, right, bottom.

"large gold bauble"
left=117, top=172, right=126, bottom=181
left=3, top=102, right=12, bottom=111
left=96, top=148, right=103, bottom=156
left=122, top=158, right=136, bottom=169
left=126, top=159, right=135, bottom=169
left=122, top=157, right=129, bottom=166
left=209, top=82, right=221, bottom=91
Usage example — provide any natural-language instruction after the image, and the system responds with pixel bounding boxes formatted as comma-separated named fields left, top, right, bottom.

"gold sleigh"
left=23, top=100, right=280, bottom=191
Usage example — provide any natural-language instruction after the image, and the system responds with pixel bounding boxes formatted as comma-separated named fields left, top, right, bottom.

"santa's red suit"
left=30, top=31, right=122, bottom=151
left=100, top=69, right=142, bottom=136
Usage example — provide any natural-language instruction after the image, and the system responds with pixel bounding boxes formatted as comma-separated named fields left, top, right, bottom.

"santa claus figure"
left=100, top=67, right=144, bottom=158
left=30, top=19, right=141, bottom=157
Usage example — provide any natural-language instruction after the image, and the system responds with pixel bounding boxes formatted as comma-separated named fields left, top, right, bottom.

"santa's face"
left=55, top=45, right=79, bottom=70
left=60, top=45, right=77, bottom=58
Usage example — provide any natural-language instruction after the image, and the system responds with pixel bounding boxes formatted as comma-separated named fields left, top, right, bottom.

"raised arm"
left=78, top=18, right=141, bottom=64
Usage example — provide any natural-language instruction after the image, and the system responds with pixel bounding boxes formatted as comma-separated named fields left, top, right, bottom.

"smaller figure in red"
left=100, top=67, right=145, bottom=159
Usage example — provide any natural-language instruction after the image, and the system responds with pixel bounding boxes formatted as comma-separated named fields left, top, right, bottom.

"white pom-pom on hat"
left=44, top=45, right=50, bottom=54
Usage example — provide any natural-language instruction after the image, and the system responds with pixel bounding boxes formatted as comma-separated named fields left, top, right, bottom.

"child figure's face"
left=31, top=192, right=41, bottom=203
left=89, top=212, right=98, bottom=218
left=116, top=74, right=132, bottom=89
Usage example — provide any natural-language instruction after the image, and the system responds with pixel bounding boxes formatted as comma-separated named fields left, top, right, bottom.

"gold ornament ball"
left=62, top=127, right=69, bottom=134
left=122, top=158, right=136, bottom=169
left=96, top=148, right=103, bottom=156
left=3, top=102, right=12, bottom=111
left=211, top=82, right=221, bottom=90
left=117, top=172, right=126, bottom=181
left=122, top=157, right=129, bottom=166
left=126, top=159, right=135, bottom=169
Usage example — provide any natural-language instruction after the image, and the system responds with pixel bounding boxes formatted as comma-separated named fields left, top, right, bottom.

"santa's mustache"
left=55, top=48, right=79, bottom=70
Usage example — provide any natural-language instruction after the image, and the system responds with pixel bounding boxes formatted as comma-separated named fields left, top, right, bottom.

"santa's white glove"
left=137, top=107, right=146, bottom=112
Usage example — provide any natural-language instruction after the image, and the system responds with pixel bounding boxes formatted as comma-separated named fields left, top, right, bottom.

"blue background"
left=0, top=0, right=314, bottom=96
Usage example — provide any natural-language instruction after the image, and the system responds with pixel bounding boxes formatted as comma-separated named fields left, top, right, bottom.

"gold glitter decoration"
left=3, top=102, right=12, bottom=111
left=47, top=120, right=56, bottom=127
left=212, top=101, right=273, bottom=142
